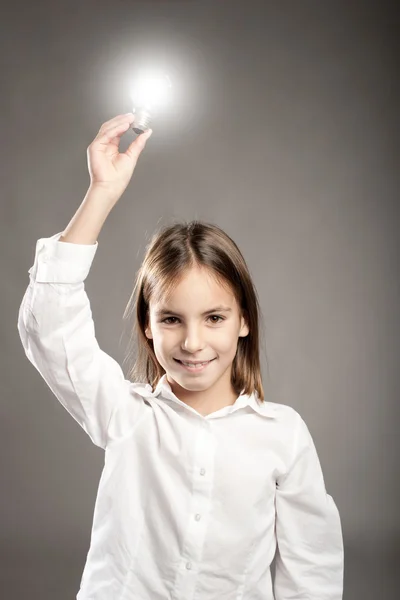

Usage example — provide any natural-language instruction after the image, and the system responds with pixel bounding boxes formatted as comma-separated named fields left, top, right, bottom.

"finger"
left=98, top=114, right=135, bottom=138
left=125, top=128, right=153, bottom=159
left=94, top=119, right=133, bottom=146
left=99, top=113, right=135, bottom=132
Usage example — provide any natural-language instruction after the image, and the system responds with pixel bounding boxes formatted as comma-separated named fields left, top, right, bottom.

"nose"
left=180, top=325, right=205, bottom=353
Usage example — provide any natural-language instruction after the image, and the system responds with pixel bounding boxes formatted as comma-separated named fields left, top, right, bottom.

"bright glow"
left=129, top=71, right=172, bottom=110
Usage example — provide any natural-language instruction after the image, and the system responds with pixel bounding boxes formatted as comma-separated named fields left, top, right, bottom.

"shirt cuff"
left=28, top=231, right=98, bottom=283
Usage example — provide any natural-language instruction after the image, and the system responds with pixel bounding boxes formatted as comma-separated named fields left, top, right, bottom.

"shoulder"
left=259, top=398, right=310, bottom=441
left=260, top=397, right=303, bottom=423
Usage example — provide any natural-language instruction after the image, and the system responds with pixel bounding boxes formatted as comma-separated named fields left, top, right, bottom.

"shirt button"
left=195, top=514, right=201, bottom=521
left=186, top=561, right=192, bottom=570
left=200, top=468, right=206, bottom=476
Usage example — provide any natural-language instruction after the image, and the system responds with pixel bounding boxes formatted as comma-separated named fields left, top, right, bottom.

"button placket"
left=173, top=425, right=215, bottom=597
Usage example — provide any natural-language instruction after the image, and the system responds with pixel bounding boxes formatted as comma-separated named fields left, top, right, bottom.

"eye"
left=161, top=317, right=178, bottom=324
left=209, top=315, right=225, bottom=323
left=161, top=315, right=225, bottom=325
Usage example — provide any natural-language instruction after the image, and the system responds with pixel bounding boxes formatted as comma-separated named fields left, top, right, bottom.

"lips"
left=174, top=358, right=216, bottom=365
left=174, top=357, right=216, bottom=372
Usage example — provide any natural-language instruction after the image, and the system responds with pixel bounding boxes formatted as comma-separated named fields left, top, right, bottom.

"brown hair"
left=122, top=219, right=268, bottom=402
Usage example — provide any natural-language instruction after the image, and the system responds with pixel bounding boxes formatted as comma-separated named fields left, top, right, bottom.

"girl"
left=18, top=113, right=344, bottom=599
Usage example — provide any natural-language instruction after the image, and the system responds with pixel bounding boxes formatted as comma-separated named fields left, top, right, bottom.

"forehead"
left=151, top=266, right=235, bottom=310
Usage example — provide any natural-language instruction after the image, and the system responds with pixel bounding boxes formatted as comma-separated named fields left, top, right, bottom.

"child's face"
left=145, top=266, right=249, bottom=400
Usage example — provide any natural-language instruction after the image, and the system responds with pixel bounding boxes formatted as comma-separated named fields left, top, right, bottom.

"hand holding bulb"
left=85, top=71, right=171, bottom=203
left=87, top=113, right=152, bottom=202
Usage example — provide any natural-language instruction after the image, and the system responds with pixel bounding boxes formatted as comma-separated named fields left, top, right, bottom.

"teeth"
left=181, top=361, right=210, bottom=367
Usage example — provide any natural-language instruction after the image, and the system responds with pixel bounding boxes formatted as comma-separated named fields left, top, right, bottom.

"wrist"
left=87, top=182, right=122, bottom=206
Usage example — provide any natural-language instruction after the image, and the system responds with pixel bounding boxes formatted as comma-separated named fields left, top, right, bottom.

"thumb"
left=125, top=128, right=153, bottom=160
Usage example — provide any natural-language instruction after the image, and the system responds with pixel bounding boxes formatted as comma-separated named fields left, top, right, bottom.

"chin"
left=170, top=372, right=210, bottom=390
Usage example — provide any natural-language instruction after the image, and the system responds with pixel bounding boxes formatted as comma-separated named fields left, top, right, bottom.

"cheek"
left=213, top=329, right=239, bottom=353
left=152, top=328, right=175, bottom=347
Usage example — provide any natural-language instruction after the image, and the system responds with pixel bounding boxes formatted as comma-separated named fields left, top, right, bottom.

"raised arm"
left=17, top=115, right=153, bottom=449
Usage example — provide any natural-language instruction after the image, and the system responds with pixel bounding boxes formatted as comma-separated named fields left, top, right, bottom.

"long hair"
left=122, top=220, right=268, bottom=402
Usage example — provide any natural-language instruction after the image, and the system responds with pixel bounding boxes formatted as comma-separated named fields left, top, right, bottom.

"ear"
left=239, top=313, right=249, bottom=338
left=145, top=314, right=153, bottom=339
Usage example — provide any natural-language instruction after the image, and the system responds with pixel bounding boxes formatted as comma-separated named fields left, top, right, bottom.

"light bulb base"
left=132, top=108, right=152, bottom=134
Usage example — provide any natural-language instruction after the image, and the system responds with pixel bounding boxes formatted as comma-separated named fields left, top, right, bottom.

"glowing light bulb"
left=129, top=71, right=172, bottom=134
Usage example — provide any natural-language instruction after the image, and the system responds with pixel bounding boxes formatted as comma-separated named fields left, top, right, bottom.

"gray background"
left=3, top=1, right=399, bottom=598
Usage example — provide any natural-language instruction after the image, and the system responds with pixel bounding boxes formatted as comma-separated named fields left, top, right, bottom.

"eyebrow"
left=155, top=305, right=232, bottom=317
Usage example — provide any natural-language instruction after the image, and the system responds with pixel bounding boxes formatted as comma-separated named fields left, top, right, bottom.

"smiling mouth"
left=174, top=358, right=216, bottom=366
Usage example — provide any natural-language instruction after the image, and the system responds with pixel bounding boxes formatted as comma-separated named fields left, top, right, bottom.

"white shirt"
left=18, top=232, right=344, bottom=600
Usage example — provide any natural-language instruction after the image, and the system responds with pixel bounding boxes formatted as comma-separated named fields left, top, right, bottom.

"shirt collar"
left=141, top=374, right=277, bottom=419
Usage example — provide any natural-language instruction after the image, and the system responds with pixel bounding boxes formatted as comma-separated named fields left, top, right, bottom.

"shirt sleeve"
left=273, top=412, right=344, bottom=599
left=17, top=232, right=145, bottom=450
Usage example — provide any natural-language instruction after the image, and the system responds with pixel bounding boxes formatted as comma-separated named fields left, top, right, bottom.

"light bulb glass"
left=129, top=70, right=172, bottom=134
